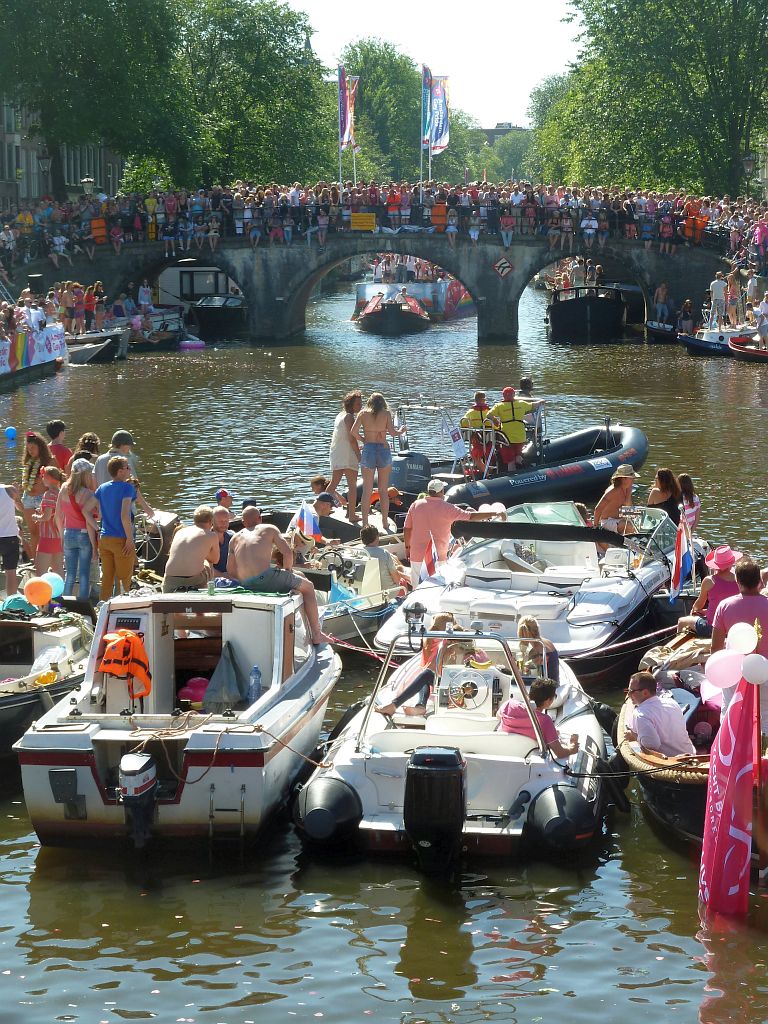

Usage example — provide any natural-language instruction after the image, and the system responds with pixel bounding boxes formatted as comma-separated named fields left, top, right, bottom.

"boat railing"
left=354, top=626, right=548, bottom=756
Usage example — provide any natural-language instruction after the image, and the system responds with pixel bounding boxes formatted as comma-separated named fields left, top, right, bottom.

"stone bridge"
left=20, top=233, right=726, bottom=343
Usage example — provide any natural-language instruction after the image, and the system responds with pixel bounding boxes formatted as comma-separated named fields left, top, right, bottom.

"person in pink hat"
left=677, top=544, right=741, bottom=638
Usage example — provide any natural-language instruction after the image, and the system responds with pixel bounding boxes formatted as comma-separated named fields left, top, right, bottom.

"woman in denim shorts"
left=352, top=392, right=405, bottom=530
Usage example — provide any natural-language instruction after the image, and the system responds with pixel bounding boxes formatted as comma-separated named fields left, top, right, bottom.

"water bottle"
left=207, top=578, right=216, bottom=596
left=247, top=665, right=262, bottom=704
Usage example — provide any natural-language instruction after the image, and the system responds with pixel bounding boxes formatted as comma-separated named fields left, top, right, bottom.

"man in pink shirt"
left=403, top=479, right=497, bottom=584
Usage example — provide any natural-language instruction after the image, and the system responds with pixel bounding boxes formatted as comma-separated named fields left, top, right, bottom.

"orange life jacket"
left=98, top=629, right=152, bottom=698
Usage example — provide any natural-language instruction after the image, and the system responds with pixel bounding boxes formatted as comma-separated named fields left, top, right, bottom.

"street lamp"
left=80, top=175, right=94, bottom=196
left=37, top=148, right=52, bottom=198
left=742, top=152, right=756, bottom=195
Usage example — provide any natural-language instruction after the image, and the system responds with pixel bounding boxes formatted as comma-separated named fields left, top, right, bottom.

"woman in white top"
left=328, top=390, right=363, bottom=521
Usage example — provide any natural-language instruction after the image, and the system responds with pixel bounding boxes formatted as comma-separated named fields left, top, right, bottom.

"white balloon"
left=726, top=622, right=759, bottom=655
left=741, top=653, right=768, bottom=686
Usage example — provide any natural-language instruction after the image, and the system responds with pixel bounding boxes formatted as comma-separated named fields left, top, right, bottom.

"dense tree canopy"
left=527, top=0, right=768, bottom=193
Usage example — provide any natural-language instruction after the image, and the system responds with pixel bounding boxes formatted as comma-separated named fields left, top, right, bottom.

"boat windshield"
left=619, top=506, right=678, bottom=566
left=459, top=501, right=586, bottom=558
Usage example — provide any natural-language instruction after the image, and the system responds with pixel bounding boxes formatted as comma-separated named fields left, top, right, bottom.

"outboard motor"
left=389, top=451, right=432, bottom=495
left=297, top=776, right=362, bottom=847
left=403, top=747, right=465, bottom=873
left=119, top=752, right=157, bottom=849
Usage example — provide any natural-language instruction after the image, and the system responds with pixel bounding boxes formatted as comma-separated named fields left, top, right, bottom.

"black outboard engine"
left=119, top=752, right=157, bottom=849
left=297, top=776, right=363, bottom=846
left=403, top=747, right=465, bottom=873
left=389, top=451, right=432, bottom=495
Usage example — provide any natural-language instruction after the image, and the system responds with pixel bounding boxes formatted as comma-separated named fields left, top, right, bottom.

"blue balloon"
left=41, top=571, right=65, bottom=599
left=4, top=426, right=16, bottom=440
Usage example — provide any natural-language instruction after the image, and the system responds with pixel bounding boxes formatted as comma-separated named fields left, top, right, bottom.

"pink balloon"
left=699, top=676, right=724, bottom=708
left=704, top=649, right=744, bottom=690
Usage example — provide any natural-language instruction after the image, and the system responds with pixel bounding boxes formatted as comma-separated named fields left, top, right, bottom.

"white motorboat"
left=14, top=590, right=341, bottom=847
left=295, top=624, right=613, bottom=871
left=309, top=542, right=405, bottom=642
left=376, top=502, right=685, bottom=686
left=0, top=609, right=92, bottom=753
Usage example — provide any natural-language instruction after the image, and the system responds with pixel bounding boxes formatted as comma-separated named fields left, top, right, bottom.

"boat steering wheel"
left=317, top=548, right=346, bottom=572
left=446, top=670, right=488, bottom=710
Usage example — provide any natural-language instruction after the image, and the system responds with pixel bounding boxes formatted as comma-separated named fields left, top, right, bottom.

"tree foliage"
left=528, top=0, right=768, bottom=193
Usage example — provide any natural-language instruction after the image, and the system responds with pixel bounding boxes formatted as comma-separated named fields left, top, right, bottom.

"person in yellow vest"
left=459, top=390, right=494, bottom=468
left=488, top=386, right=545, bottom=472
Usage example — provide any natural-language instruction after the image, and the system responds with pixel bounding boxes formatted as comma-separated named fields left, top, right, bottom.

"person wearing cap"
left=497, top=678, right=580, bottom=759
left=593, top=464, right=639, bottom=534
left=403, top=479, right=499, bottom=586
left=488, top=386, right=544, bottom=472
left=288, top=493, right=341, bottom=548
left=677, top=545, right=740, bottom=638
left=215, top=487, right=234, bottom=516
left=94, top=429, right=139, bottom=487
left=55, top=458, right=100, bottom=601
left=161, top=505, right=220, bottom=593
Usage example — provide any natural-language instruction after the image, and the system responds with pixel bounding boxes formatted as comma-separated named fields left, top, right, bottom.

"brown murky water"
left=0, top=286, right=765, bottom=1023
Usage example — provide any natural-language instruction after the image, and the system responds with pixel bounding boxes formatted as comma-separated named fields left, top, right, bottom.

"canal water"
left=0, top=285, right=766, bottom=1022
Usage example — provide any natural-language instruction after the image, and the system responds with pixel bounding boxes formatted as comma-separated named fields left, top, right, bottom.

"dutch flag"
left=419, top=534, right=438, bottom=582
left=669, top=519, right=693, bottom=602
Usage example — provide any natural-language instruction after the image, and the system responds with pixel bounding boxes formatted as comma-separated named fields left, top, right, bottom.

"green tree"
left=567, top=0, right=768, bottom=193
left=0, top=0, right=198, bottom=197
left=175, top=0, right=332, bottom=184
left=487, top=130, right=532, bottom=181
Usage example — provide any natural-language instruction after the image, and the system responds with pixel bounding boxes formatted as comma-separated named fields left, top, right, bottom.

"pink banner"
left=699, top=676, right=755, bottom=916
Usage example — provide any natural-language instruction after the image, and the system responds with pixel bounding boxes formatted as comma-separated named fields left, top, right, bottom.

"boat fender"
left=528, top=785, right=597, bottom=852
left=595, top=755, right=631, bottom=812
left=298, top=776, right=363, bottom=845
left=325, top=699, right=367, bottom=745
left=592, top=701, right=618, bottom=738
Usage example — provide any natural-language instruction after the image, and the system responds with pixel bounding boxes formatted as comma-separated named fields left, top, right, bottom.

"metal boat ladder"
left=207, top=782, right=248, bottom=850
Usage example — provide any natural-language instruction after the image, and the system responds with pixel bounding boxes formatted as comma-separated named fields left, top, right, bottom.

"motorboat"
left=385, top=403, right=647, bottom=511
left=547, top=286, right=626, bottom=342
left=645, top=320, right=677, bottom=343
left=192, top=295, right=249, bottom=340
left=728, top=335, right=768, bottom=362
left=295, top=625, right=612, bottom=871
left=375, top=502, right=687, bottom=687
left=66, top=328, right=129, bottom=364
left=14, top=590, right=341, bottom=847
left=353, top=279, right=475, bottom=323
left=356, top=293, right=431, bottom=335
left=0, top=608, right=92, bottom=754
left=680, top=326, right=752, bottom=357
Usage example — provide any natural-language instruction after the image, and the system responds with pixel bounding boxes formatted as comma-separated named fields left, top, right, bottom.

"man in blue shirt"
left=95, top=456, right=152, bottom=601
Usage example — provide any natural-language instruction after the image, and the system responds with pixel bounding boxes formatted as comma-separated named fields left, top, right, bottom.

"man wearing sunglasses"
left=623, top=671, right=694, bottom=757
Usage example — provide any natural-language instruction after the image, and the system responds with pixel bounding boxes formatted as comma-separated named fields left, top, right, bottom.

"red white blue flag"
left=669, top=519, right=693, bottom=602
left=295, top=501, right=323, bottom=541
left=419, top=534, right=438, bottom=582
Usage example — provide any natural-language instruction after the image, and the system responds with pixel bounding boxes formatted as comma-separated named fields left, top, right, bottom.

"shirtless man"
left=162, top=506, right=220, bottom=593
left=593, top=465, right=638, bottom=536
left=227, top=507, right=324, bottom=644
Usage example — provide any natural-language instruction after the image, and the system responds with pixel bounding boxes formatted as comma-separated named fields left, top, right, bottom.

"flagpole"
left=353, top=147, right=357, bottom=188
left=337, top=67, right=343, bottom=191
left=757, top=665, right=768, bottom=887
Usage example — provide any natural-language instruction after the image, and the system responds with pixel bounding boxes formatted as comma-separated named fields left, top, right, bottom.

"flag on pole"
left=421, top=65, right=433, bottom=149
left=338, top=67, right=359, bottom=151
left=294, top=500, right=323, bottom=542
left=698, top=673, right=755, bottom=916
left=429, top=76, right=450, bottom=155
left=668, top=518, right=694, bottom=602
left=419, top=534, right=438, bottom=582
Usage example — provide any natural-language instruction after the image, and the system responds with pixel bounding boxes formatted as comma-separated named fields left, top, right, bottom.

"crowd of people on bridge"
left=2, top=178, right=768, bottom=278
